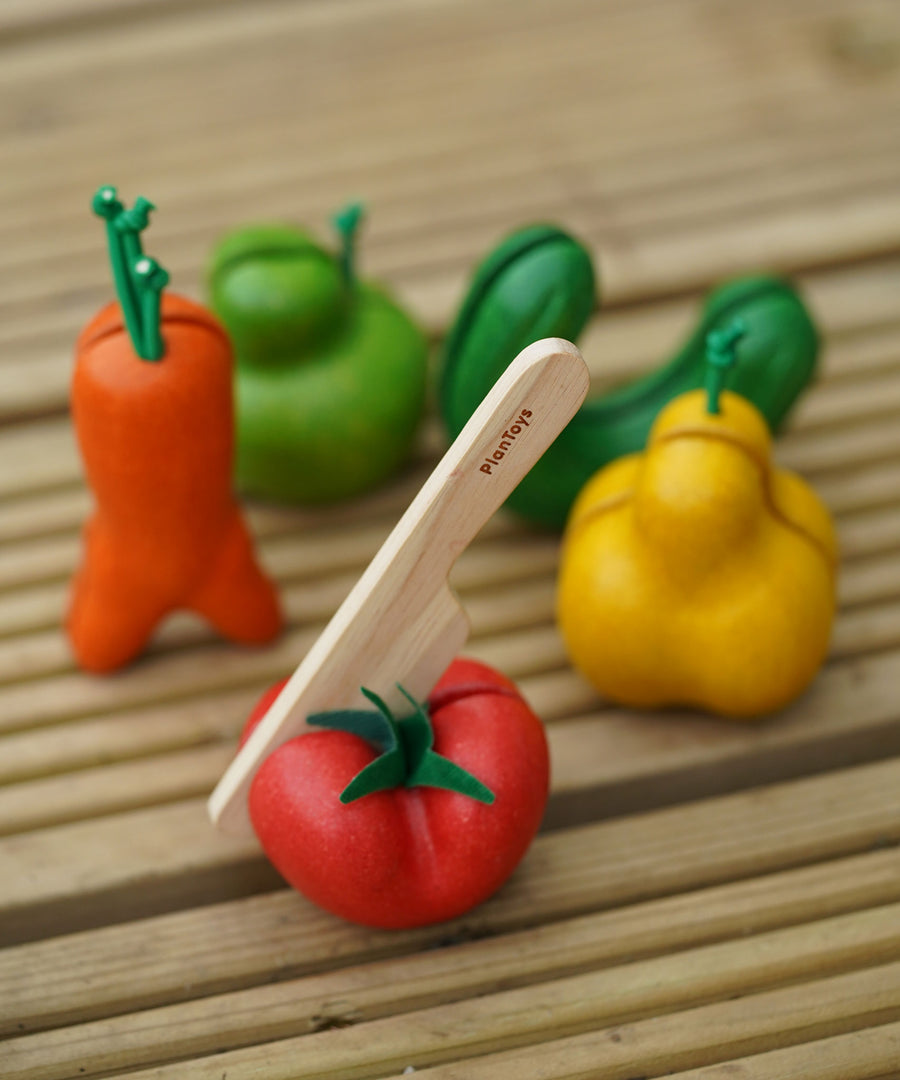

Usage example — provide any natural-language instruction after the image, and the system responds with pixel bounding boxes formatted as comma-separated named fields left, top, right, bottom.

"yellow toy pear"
left=557, top=321, right=837, bottom=718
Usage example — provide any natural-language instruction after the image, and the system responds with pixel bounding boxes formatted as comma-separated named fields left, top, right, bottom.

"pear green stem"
left=308, top=684, right=495, bottom=805
left=332, top=201, right=365, bottom=287
left=705, top=318, right=746, bottom=414
left=92, top=186, right=168, bottom=361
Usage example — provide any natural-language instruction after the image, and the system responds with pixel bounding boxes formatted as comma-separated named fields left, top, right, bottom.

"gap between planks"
left=277, top=962, right=900, bottom=1080
left=5, top=896, right=900, bottom=1080
left=2, top=750, right=900, bottom=947
left=4, top=618, right=900, bottom=840
left=3, top=248, right=900, bottom=490
left=0, top=0, right=829, bottom=177
left=0, top=501, right=896, bottom=698
left=3, top=334, right=900, bottom=603
left=2, top=806, right=900, bottom=1038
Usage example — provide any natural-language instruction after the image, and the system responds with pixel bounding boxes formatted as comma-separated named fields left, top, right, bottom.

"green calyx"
left=705, top=319, right=746, bottom=414
left=92, top=185, right=169, bottom=360
left=331, top=201, right=365, bottom=287
left=308, top=685, right=495, bottom=806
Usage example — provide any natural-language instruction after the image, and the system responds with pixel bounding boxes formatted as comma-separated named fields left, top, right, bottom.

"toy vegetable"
left=440, top=224, right=819, bottom=529
left=556, top=322, right=837, bottom=718
left=241, top=657, right=549, bottom=928
left=208, top=206, right=429, bottom=504
left=67, top=186, right=282, bottom=674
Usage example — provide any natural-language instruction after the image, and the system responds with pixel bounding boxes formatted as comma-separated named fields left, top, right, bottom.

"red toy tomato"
left=241, top=657, right=549, bottom=928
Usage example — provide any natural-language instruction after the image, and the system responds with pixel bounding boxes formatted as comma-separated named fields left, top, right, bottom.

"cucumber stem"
left=332, top=201, right=365, bottom=287
left=705, top=319, right=746, bottom=414
left=92, top=186, right=168, bottom=361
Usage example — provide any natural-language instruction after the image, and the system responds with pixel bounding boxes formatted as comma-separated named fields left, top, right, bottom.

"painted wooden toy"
left=557, top=322, right=837, bottom=718
left=67, top=187, right=282, bottom=674
left=209, top=339, right=590, bottom=927
left=208, top=205, right=429, bottom=504
left=440, top=223, right=819, bottom=529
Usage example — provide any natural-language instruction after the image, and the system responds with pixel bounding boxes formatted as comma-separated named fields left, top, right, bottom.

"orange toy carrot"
left=67, top=186, right=282, bottom=673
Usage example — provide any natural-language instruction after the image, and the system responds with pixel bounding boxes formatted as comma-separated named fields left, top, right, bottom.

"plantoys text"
left=480, top=409, right=533, bottom=474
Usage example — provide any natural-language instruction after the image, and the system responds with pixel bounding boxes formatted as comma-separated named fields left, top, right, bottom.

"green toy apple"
left=208, top=205, right=429, bottom=504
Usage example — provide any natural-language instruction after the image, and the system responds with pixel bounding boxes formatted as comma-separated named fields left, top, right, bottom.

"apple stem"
left=705, top=318, right=745, bottom=414
left=332, top=201, right=365, bottom=288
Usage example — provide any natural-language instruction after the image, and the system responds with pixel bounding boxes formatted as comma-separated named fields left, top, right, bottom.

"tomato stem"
left=308, top=685, right=495, bottom=805
left=705, top=318, right=745, bottom=414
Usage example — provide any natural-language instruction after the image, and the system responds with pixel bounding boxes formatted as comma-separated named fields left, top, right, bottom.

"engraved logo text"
left=480, top=409, right=533, bottom=474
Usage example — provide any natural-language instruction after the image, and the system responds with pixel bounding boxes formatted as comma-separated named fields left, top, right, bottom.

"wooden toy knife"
left=209, top=337, right=590, bottom=836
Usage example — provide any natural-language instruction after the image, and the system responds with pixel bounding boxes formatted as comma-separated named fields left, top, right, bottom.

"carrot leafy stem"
left=93, top=186, right=168, bottom=361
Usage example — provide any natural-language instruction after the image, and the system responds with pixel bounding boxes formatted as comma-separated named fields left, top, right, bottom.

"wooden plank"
left=4, top=101, right=896, bottom=309
left=0, top=744, right=234, bottom=836
left=0, top=0, right=840, bottom=180
left=91, top=959, right=900, bottom=1080
left=0, top=503, right=897, bottom=726
left=7, top=619, right=900, bottom=841
left=0, top=533, right=555, bottom=686
left=7, top=899, right=900, bottom=1080
left=0, top=685, right=261, bottom=785
left=0, top=5, right=899, bottom=1078
left=0, top=0, right=230, bottom=39
left=0, top=14, right=894, bottom=416
left=6, top=508, right=900, bottom=689
left=2, top=385, right=899, bottom=606
left=0, top=621, right=567, bottom=737
left=3, top=753, right=900, bottom=946
left=3, top=98, right=895, bottom=292
left=662, top=1021, right=900, bottom=1079
left=1, top=246, right=899, bottom=495
left=546, top=646, right=900, bottom=825
left=1, top=839, right=898, bottom=1040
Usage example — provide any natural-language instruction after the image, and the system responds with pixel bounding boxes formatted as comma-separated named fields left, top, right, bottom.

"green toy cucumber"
left=440, top=225, right=819, bottom=529
left=209, top=207, right=429, bottom=505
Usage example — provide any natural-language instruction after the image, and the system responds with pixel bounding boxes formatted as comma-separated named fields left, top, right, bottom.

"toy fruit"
left=242, top=657, right=550, bottom=928
left=556, top=322, right=837, bottom=718
left=67, top=186, right=282, bottom=674
left=440, top=224, right=819, bottom=529
left=208, top=205, right=429, bottom=504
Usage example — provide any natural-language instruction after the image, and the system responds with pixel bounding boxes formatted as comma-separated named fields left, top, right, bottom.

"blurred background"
left=2, top=0, right=900, bottom=425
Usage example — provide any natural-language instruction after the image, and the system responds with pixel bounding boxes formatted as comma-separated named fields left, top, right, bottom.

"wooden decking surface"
left=3, top=0, right=900, bottom=1076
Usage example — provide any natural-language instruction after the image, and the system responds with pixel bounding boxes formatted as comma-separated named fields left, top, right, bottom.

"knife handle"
left=392, top=338, right=590, bottom=583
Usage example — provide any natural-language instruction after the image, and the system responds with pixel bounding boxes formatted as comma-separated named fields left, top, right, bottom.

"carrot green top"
left=92, top=185, right=170, bottom=361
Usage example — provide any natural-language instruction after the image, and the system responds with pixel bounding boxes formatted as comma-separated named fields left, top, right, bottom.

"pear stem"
left=705, top=318, right=746, bottom=414
left=332, top=201, right=365, bottom=287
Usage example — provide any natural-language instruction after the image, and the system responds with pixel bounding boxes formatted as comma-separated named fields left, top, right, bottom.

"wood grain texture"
left=3, top=0, right=900, bottom=1074
left=3, top=843, right=899, bottom=1039
left=5, top=754, right=900, bottom=947
left=8, top=902, right=900, bottom=1079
